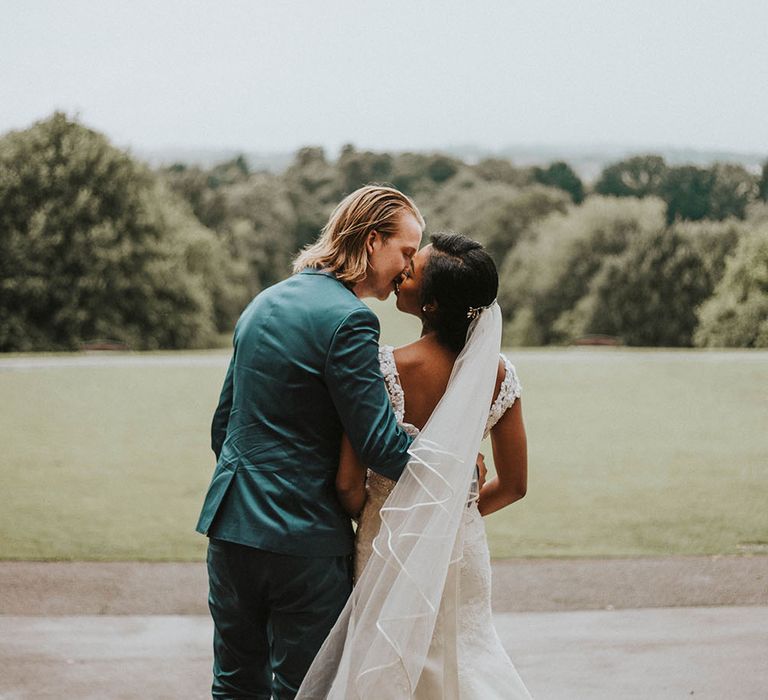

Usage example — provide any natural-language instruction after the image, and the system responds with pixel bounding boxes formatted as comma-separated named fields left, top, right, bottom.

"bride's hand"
left=476, top=453, right=487, bottom=490
left=336, top=433, right=368, bottom=518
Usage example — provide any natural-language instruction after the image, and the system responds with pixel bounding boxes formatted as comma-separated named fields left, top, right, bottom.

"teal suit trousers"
left=207, top=539, right=350, bottom=699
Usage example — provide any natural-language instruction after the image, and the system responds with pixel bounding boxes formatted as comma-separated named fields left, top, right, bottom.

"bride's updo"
left=421, top=232, right=498, bottom=352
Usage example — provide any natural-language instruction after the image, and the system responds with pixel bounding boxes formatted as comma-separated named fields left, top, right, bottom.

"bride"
left=298, top=233, right=532, bottom=699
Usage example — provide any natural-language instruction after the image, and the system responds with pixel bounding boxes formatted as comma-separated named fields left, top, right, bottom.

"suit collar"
left=298, top=268, right=356, bottom=294
left=299, top=268, right=337, bottom=279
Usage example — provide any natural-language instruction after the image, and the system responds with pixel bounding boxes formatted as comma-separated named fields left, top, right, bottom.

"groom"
left=196, top=185, right=424, bottom=699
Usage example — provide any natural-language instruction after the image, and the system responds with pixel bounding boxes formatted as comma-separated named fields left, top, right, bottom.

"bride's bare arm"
left=335, top=432, right=367, bottom=518
left=478, top=398, right=527, bottom=516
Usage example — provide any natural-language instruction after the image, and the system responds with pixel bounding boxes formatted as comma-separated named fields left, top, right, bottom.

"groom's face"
left=395, top=243, right=431, bottom=316
left=366, top=211, right=422, bottom=300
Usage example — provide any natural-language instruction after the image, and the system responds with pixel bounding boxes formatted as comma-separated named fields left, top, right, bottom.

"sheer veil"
left=297, top=303, right=502, bottom=700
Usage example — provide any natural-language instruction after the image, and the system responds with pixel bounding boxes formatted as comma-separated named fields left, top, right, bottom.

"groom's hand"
left=476, top=453, right=487, bottom=490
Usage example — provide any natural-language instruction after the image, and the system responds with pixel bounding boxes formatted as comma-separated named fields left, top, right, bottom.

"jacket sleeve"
left=325, top=307, right=413, bottom=480
left=211, top=352, right=235, bottom=460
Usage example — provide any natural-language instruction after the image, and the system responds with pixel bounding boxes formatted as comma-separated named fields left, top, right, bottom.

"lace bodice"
left=359, top=345, right=523, bottom=563
left=377, top=345, right=406, bottom=423
left=484, top=351, right=522, bottom=436
left=377, top=345, right=521, bottom=437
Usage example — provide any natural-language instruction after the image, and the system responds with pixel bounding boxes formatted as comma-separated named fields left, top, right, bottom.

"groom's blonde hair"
left=292, top=185, right=424, bottom=284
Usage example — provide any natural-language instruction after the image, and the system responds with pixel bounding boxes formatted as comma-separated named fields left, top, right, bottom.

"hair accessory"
left=466, top=298, right=497, bottom=321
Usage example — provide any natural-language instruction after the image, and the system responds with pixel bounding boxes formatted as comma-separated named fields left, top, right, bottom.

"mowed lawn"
left=1, top=298, right=766, bottom=560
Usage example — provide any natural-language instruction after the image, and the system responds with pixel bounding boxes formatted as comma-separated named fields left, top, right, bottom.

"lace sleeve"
left=378, top=345, right=405, bottom=423
left=484, top=354, right=522, bottom=435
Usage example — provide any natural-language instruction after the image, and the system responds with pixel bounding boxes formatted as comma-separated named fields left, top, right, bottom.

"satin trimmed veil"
left=297, top=303, right=502, bottom=700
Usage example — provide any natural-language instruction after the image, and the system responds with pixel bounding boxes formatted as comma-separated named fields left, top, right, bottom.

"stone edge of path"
left=1, top=556, right=766, bottom=615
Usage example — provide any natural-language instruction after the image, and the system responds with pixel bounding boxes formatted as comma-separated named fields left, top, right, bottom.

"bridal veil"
left=297, top=303, right=502, bottom=699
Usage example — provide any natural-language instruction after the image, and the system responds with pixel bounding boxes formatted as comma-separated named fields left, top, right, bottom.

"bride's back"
left=394, top=339, right=504, bottom=431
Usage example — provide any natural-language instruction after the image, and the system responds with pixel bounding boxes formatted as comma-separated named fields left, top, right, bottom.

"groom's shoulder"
left=252, top=270, right=374, bottom=328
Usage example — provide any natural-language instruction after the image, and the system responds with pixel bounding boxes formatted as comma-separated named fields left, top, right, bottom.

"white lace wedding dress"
left=353, top=346, right=533, bottom=699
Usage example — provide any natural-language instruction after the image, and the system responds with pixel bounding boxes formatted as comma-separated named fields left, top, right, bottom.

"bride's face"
left=394, top=244, right=432, bottom=316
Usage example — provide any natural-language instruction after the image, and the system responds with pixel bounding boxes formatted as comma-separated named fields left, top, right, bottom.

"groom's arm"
left=211, top=353, right=235, bottom=460
left=325, top=307, right=412, bottom=481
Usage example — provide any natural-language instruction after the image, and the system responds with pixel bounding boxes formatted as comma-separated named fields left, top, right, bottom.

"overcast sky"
left=2, top=0, right=767, bottom=155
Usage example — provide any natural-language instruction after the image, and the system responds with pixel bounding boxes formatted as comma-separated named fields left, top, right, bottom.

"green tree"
left=499, top=196, right=666, bottom=345
left=707, top=163, right=758, bottom=220
left=223, top=174, right=298, bottom=291
left=746, top=200, right=768, bottom=226
left=473, top=158, right=531, bottom=186
left=208, top=154, right=250, bottom=188
left=421, top=176, right=569, bottom=265
left=425, top=153, right=461, bottom=184
left=532, top=161, right=584, bottom=203
left=694, top=227, right=768, bottom=347
left=673, top=219, right=742, bottom=288
left=163, top=159, right=300, bottom=294
left=759, top=160, right=768, bottom=202
left=163, top=163, right=228, bottom=230
left=554, top=229, right=711, bottom=346
left=337, top=144, right=394, bottom=194
left=390, top=152, right=464, bottom=195
left=475, top=185, right=570, bottom=264
left=283, top=146, right=342, bottom=250
left=594, top=155, right=667, bottom=198
left=660, top=165, right=715, bottom=224
left=0, top=113, right=240, bottom=351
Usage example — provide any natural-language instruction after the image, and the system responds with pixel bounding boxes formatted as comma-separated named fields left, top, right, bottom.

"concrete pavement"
left=496, top=606, right=768, bottom=699
left=1, top=607, right=767, bottom=699
left=2, top=559, right=767, bottom=698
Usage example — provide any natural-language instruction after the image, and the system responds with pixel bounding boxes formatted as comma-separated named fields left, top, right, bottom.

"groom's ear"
left=366, top=230, right=378, bottom=255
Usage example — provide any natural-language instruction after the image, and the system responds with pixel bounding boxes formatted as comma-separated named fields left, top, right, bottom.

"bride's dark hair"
left=420, top=232, right=498, bottom=352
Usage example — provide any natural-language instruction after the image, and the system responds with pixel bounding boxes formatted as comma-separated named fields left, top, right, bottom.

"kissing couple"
left=197, top=185, right=532, bottom=699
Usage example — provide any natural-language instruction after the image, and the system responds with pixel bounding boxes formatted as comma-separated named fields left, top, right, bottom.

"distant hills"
left=135, top=144, right=766, bottom=182
left=448, top=145, right=766, bottom=181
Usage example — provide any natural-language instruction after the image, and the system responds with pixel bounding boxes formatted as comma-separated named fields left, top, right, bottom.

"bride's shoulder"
left=493, top=353, right=522, bottom=403
left=492, top=356, right=506, bottom=401
left=378, top=343, right=422, bottom=373
left=485, top=354, right=522, bottom=433
left=388, top=342, right=425, bottom=372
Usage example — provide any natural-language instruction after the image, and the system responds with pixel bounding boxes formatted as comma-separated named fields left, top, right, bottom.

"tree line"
left=1, top=113, right=766, bottom=351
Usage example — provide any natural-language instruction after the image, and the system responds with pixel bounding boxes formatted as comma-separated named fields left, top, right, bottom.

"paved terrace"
left=1, top=557, right=767, bottom=699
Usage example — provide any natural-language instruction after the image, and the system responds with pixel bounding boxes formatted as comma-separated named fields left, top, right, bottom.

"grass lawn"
left=1, top=298, right=766, bottom=560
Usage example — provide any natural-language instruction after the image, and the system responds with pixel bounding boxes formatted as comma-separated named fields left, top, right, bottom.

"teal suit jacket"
left=196, top=269, right=413, bottom=557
